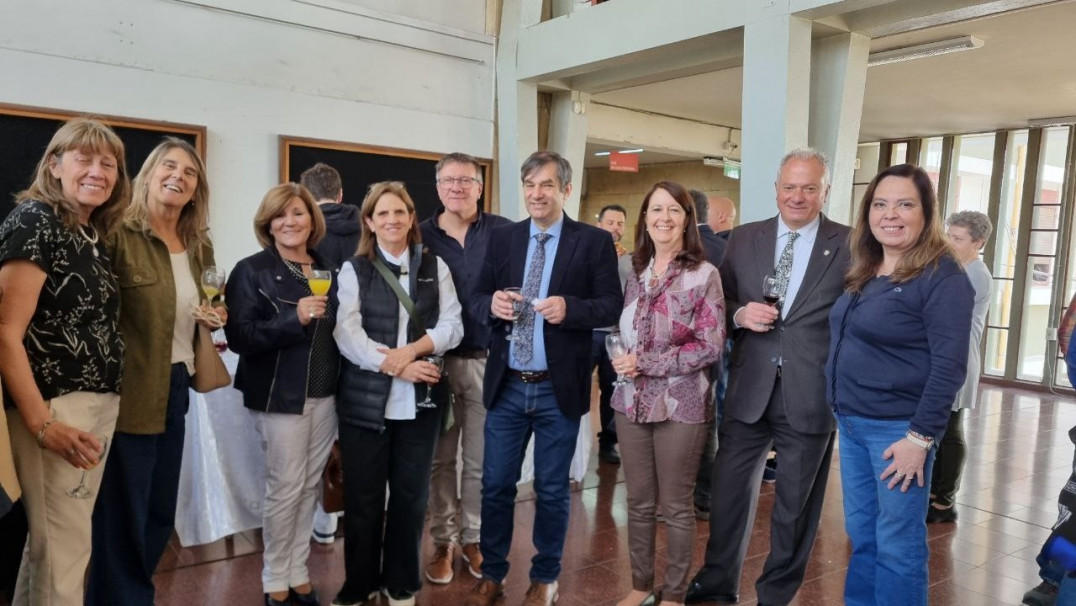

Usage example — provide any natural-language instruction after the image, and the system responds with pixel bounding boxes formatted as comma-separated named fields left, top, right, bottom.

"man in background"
left=592, top=204, right=630, bottom=464
left=301, top=162, right=360, bottom=267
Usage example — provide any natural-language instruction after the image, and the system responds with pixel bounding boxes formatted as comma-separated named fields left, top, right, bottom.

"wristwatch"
left=905, top=430, right=934, bottom=450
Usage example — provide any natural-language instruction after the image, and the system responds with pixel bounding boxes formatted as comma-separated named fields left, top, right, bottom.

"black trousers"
left=590, top=331, right=619, bottom=449
left=336, top=407, right=441, bottom=601
left=930, top=409, right=966, bottom=507
left=694, top=378, right=835, bottom=605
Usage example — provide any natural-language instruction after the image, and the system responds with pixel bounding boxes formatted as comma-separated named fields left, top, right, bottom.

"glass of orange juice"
left=309, top=269, right=332, bottom=297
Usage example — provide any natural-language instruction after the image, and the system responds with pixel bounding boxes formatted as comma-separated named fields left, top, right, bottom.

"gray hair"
left=435, top=152, right=483, bottom=184
left=521, top=151, right=572, bottom=191
left=947, top=210, right=993, bottom=243
left=689, top=189, right=709, bottom=220
left=776, top=148, right=830, bottom=188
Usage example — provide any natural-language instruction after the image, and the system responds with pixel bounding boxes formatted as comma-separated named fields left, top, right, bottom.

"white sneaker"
left=381, top=587, right=417, bottom=606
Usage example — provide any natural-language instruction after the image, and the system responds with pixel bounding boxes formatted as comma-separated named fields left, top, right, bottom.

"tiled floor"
left=21, top=382, right=1075, bottom=605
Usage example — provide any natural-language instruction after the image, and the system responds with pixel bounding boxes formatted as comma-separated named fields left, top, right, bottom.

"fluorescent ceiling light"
left=594, top=148, right=644, bottom=156
left=868, top=35, right=983, bottom=67
left=1028, top=116, right=1076, bottom=128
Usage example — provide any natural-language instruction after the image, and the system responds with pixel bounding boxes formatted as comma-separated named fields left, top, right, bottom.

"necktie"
left=514, top=232, right=552, bottom=364
left=774, top=231, right=799, bottom=300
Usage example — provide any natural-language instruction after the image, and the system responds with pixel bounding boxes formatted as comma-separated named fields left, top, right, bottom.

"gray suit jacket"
left=718, top=214, right=851, bottom=434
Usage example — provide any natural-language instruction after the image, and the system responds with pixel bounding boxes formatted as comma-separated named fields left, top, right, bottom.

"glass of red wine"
left=762, top=274, right=783, bottom=310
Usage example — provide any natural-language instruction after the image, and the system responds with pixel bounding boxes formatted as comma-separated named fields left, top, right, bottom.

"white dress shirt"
left=774, top=214, right=820, bottom=319
left=333, top=246, right=464, bottom=420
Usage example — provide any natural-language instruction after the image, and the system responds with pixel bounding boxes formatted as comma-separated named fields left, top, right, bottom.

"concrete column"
left=547, top=90, right=590, bottom=219
left=740, top=14, right=812, bottom=224
left=810, top=32, right=870, bottom=225
left=495, top=0, right=542, bottom=220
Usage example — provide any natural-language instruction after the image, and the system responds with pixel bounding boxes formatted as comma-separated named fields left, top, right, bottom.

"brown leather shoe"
left=424, top=543, right=454, bottom=584
left=463, top=579, right=503, bottom=606
left=520, top=581, right=559, bottom=606
left=461, top=542, right=483, bottom=579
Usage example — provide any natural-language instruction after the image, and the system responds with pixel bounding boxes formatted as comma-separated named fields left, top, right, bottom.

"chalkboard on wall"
left=280, top=136, right=490, bottom=222
left=0, top=103, right=204, bottom=223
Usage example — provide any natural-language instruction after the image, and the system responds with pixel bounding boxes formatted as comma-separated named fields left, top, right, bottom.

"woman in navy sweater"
left=825, top=164, right=974, bottom=606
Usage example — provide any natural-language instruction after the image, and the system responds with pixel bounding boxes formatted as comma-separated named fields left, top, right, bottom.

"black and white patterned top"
left=0, top=201, right=124, bottom=401
left=282, top=259, right=338, bottom=399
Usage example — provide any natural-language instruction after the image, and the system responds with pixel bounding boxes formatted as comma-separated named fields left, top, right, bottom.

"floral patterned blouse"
left=612, top=259, right=725, bottom=424
left=0, top=201, right=123, bottom=402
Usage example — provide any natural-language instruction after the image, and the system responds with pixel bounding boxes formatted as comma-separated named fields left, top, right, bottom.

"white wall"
left=335, top=0, right=489, bottom=33
left=0, top=0, right=495, bottom=267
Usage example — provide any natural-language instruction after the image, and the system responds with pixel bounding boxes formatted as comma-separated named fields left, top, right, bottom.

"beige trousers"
left=427, top=355, right=487, bottom=546
left=9, top=391, right=119, bottom=606
left=615, top=413, right=708, bottom=603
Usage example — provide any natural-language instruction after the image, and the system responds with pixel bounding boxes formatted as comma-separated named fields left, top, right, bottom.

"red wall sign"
left=609, top=151, right=639, bottom=172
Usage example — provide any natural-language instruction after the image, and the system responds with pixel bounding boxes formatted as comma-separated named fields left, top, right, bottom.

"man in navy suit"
left=463, top=151, right=623, bottom=606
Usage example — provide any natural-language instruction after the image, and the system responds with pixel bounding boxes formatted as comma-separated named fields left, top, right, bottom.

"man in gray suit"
left=686, top=149, right=851, bottom=606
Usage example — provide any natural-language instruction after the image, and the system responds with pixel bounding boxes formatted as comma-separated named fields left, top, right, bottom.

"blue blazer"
left=470, top=214, right=623, bottom=419
left=825, top=254, right=974, bottom=440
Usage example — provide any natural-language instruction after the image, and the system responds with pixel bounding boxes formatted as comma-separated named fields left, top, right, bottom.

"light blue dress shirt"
left=775, top=214, right=820, bottom=320
left=510, top=217, right=563, bottom=371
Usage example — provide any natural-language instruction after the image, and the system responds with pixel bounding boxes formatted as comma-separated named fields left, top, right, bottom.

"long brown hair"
left=845, top=163, right=952, bottom=293
left=16, top=117, right=130, bottom=235
left=126, top=138, right=211, bottom=261
left=631, top=181, right=705, bottom=275
left=357, top=181, right=422, bottom=260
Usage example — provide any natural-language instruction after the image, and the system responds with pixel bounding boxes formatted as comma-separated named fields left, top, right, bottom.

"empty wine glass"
left=201, top=266, right=226, bottom=304
left=67, top=434, right=109, bottom=499
left=504, top=286, right=524, bottom=342
left=605, top=333, right=631, bottom=387
left=762, top=274, right=783, bottom=310
left=417, top=355, right=444, bottom=409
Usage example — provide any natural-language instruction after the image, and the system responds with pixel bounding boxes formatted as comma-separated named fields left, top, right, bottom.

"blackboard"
left=0, top=103, right=204, bottom=222
left=280, top=136, right=490, bottom=221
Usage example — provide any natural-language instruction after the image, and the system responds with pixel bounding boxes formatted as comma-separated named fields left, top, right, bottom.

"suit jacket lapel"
left=548, top=215, right=578, bottom=295
left=785, top=215, right=841, bottom=318
left=510, top=220, right=529, bottom=287
left=753, top=218, right=778, bottom=286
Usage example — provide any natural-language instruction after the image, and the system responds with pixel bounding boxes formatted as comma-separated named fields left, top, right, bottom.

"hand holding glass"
left=417, top=355, right=444, bottom=410
left=605, top=334, right=631, bottom=387
left=67, top=435, right=109, bottom=499
left=503, top=287, right=524, bottom=342
left=309, top=269, right=332, bottom=297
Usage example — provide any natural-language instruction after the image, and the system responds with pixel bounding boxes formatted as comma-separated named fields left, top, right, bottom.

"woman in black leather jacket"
left=330, top=181, right=462, bottom=606
left=224, top=183, right=339, bottom=606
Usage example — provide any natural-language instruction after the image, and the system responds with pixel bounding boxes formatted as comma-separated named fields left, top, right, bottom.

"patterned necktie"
left=774, top=231, right=799, bottom=299
left=514, top=232, right=552, bottom=364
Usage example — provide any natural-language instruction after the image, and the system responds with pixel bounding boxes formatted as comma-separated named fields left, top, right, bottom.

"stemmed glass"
left=762, top=274, right=783, bottom=310
left=67, top=435, right=109, bottom=499
left=605, top=333, right=631, bottom=387
left=201, top=266, right=226, bottom=304
left=504, top=287, right=524, bottom=342
left=417, top=355, right=444, bottom=410
left=308, top=269, right=332, bottom=297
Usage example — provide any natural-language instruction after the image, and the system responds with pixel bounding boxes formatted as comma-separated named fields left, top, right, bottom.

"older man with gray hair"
left=687, top=149, right=851, bottom=605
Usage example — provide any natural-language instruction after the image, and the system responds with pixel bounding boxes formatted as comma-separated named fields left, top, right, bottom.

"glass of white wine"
left=309, top=269, right=332, bottom=297
left=504, top=286, right=523, bottom=342
left=201, top=266, right=226, bottom=304
left=67, top=435, right=109, bottom=499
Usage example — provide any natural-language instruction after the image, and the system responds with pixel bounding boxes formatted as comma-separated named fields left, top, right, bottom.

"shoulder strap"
left=372, top=256, right=424, bottom=331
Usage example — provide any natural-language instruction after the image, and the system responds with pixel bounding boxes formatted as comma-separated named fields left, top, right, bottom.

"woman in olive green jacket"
left=86, top=138, right=227, bottom=606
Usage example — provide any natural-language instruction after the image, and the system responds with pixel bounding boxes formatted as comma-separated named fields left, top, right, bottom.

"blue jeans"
left=837, top=414, right=935, bottom=606
left=479, top=376, right=580, bottom=584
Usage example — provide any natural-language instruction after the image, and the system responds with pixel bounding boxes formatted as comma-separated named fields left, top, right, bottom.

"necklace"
left=77, top=224, right=99, bottom=257
left=647, top=258, right=671, bottom=289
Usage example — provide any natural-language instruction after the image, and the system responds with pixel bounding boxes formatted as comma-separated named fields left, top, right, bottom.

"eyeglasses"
left=436, top=177, right=480, bottom=188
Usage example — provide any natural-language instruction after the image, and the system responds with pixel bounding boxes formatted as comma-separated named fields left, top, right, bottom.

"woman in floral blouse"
left=0, top=117, right=130, bottom=605
left=610, top=181, right=725, bottom=606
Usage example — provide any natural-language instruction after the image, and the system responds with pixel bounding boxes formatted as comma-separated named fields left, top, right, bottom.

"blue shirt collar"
left=529, top=215, right=565, bottom=240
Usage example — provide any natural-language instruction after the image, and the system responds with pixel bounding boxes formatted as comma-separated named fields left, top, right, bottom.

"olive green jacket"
left=107, top=221, right=216, bottom=434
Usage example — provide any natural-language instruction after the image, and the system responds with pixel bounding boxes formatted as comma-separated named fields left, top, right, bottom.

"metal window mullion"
left=1003, top=128, right=1043, bottom=381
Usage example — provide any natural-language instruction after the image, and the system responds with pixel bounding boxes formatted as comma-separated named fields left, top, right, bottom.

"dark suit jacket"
left=471, top=215, right=624, bottom=419
left=718, top=214, right=851, bottom=434
left=698, top=224, right=727, bottom=269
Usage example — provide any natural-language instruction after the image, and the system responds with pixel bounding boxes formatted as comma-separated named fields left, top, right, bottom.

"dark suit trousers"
left=698, top=376, right=835, bottom=605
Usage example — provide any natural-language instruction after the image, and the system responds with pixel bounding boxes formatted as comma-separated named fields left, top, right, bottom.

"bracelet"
left=905, top=430, right=933, bottom=450
left=35, top=419, right=56, bottom=448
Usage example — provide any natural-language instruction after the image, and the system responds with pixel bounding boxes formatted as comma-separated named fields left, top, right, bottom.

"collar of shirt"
left=430, top=205, right=485, bottom=236
left=378, top=245, right=410, bottom=274
left=530, top=215, right=565, bottom=241
left=775, top=213, right=821, bottom=249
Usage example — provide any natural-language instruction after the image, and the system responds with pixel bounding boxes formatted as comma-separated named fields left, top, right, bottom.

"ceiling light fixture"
left=867, top=35, right=984, bottom=67
left=1028, top=116, right=1076, bottom=128
left=594, top=148, right=644, bottom=156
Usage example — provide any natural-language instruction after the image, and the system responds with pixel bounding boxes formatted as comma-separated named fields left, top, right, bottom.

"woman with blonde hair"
left=331, top=181, right=462, bottom=606
left=0, top=117, right=129, bottom=605
left=87, top=137, right=226, bottom=606
left=225, top=183, right=340, bottom=606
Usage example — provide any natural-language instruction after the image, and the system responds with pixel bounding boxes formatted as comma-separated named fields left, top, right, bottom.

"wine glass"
left=605, top=333, right=631, bottom=387
left=417, top=355, right=444, bottom=409
left=67, top=435, right=109, bottom=499
left=762, top=274, right=783, bottom=310
left=201, top=266, right=226, bottom=304
left=503, top=287, right=524, bottom=342
left=309, top=269, right=332, bottom=297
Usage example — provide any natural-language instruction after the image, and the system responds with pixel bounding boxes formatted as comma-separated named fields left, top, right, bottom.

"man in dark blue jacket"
left=301, top=162, right=360, bottom=267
